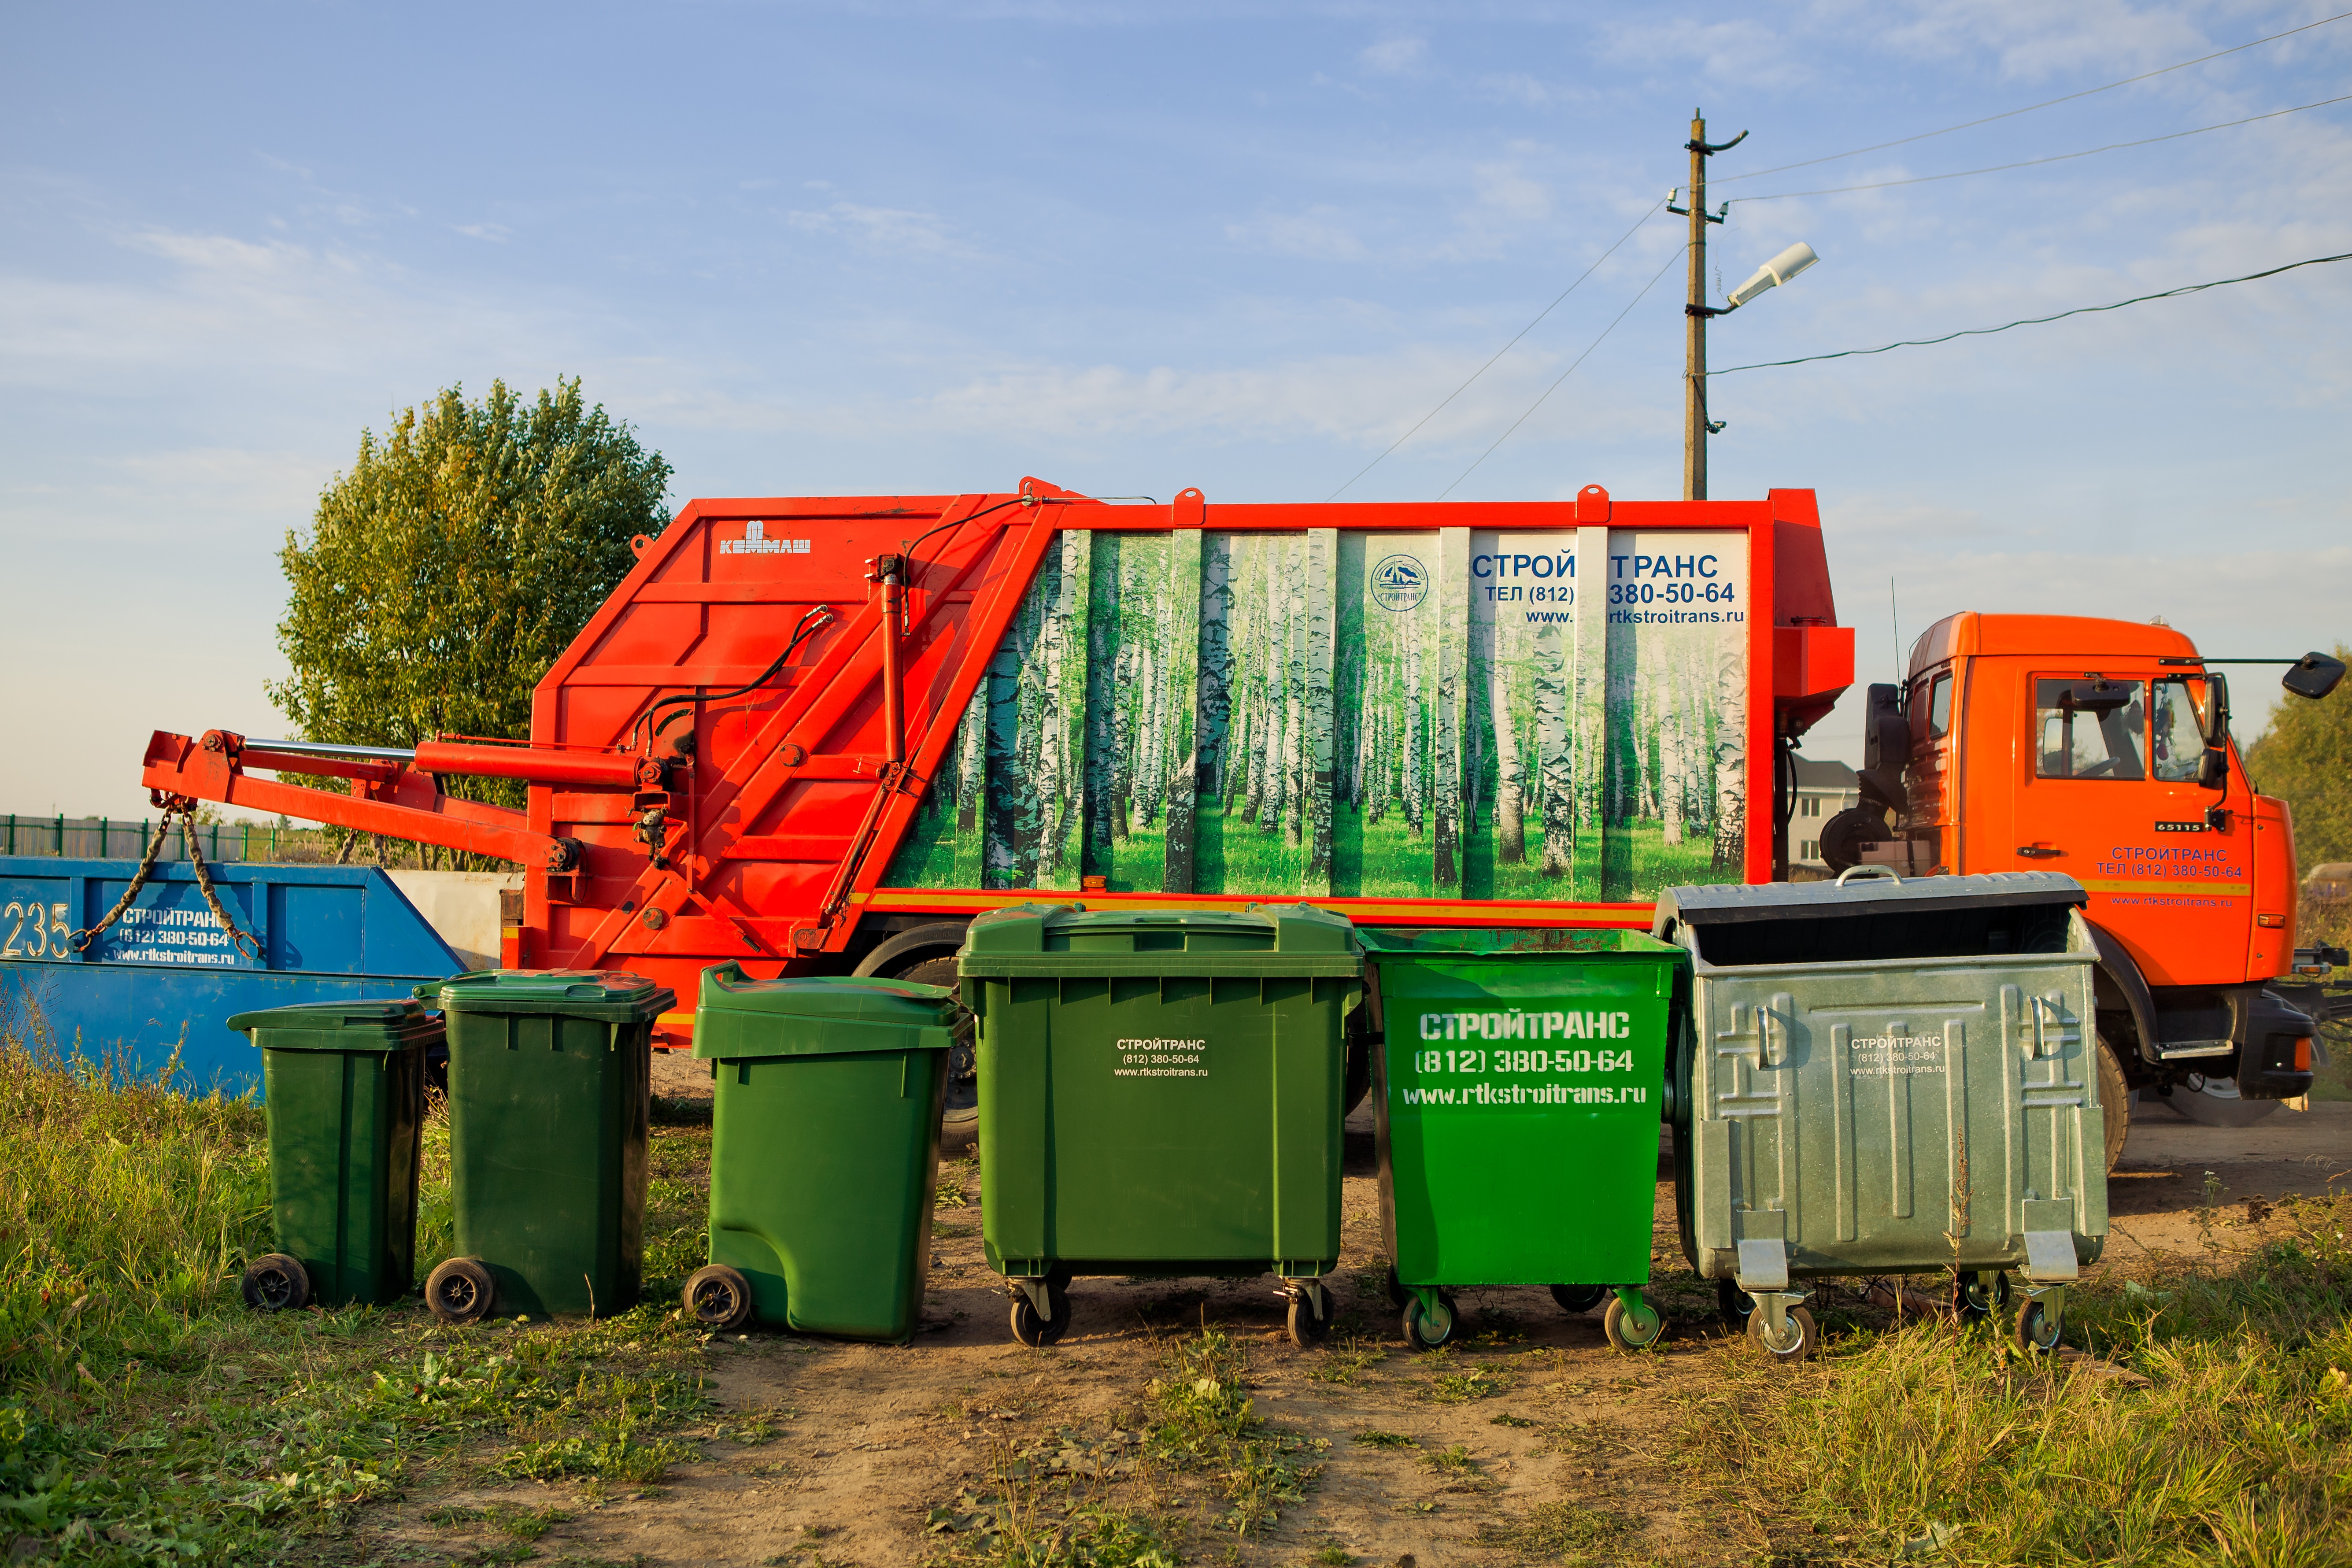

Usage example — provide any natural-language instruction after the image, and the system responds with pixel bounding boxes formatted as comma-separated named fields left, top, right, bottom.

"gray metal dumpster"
left=1655, top=869, right=2105, bottom=1361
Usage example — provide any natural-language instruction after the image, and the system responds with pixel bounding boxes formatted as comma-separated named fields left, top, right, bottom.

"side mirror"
left=2201, top=673, right=2232, bottom=746
left=2283, top=651, right=2346, bottom=700
left=2198, top=748, right=2227, bottom=791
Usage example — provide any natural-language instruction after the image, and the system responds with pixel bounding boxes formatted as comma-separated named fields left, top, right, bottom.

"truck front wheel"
left=2097, top=1033, right=2129, bottom=1173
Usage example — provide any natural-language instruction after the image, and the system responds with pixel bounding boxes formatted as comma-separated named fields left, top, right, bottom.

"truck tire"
left=893, top=954, right=977, bottom=1146
left=2166, top=1073, right=2280, bottom=1129
left=2097, top=1034, right=2129, bottom=1174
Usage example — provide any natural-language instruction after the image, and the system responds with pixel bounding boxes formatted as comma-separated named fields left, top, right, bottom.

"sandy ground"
left=371, top=1065, right=2348, bottom=1568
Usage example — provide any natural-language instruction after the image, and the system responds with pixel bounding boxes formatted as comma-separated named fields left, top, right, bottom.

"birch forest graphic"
left=885, top=527, right=1750, bottom=902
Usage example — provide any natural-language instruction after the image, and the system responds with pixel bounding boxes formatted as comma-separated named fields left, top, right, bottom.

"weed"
left=1416, top=1442, right=1479, bottom=1476
left=925, top=1441, right=1178, bottom=1566
left=1305, top=1547, right=1355, bottom=1565
left=465, top=1544, right=537, bottom=1566
left=1422, top=1366, right=1513, bottom=1404
left=491, top=1502, right=574, bottom=1540
left=1304, top=1336, right=1386, bottom=1386
left=1143, top=1328, right=1321, bottom=1535
left=1489, top=1412, right=1538, bottom=1428
left=428, top=1504, right=488, bottom=1526
left=1353, top=1430, right=1416, bottom=1449
left=1474, top=1499, right=1627, bottom=1561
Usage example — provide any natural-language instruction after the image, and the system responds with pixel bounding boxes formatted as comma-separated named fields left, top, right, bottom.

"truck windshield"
left=2151, top=678, right=2208, bottom=783
left=2036, top=677, right=2145, bottom=780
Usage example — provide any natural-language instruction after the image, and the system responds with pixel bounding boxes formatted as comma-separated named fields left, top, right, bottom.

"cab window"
left=1927, top=673, right=1953, bottom=738
left=2150, top=678, right=2208, bottom=783
left=2035, top=677, right=2145, bottom=780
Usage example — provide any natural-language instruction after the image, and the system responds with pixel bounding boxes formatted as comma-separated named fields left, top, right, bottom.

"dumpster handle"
left=1835, top=865, right=1903, bottom=886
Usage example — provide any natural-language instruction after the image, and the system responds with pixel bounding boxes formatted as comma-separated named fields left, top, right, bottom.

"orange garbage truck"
left=1820, top=613, right=2345, bottom=1165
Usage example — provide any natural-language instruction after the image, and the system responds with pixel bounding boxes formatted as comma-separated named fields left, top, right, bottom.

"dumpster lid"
left=691, top=963, right=960, bottom=1058
left=958, top=902, right=1362, bottom=977
left=1359, top=927, right=1681, bottom=957
left=1654, top=871, right=2086, bottom=927
left=226, top=997, right=439, bottom=1049
left=429, top=969, right=677, bottom=1020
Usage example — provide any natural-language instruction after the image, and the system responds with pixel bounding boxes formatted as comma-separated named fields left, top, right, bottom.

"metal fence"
left=1, top=814, right=328, bottom=863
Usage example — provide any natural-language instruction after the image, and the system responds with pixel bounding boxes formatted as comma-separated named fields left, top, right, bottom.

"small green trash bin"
left=959, top=902, right=1364, bottom=1349
left=681, top=963, right=958, bottom=1343
left=423, top=969, right=675, bottom=1323
left=227, top=999, right=437, bottom=1312
left=1362, top=929, right=1683, bottom=1353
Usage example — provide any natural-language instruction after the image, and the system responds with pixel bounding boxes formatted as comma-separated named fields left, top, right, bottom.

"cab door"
left=2013, top=669, right=2247, bottom=987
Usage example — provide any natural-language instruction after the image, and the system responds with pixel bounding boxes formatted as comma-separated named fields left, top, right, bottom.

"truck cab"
left=1825, top=613, right=2341, bottom=1166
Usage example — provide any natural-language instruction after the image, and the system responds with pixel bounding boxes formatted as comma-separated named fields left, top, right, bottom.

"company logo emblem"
left=1370, top=554, right=1428, bottom=611
left=721, top=520, right=811, bottom=556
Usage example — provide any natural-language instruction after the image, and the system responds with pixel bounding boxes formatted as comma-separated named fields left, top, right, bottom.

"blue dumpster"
left=0, top=858, right=464, bottom=1097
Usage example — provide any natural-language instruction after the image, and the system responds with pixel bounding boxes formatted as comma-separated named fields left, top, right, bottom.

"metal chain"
left=67, top=804, right=263, bottom=962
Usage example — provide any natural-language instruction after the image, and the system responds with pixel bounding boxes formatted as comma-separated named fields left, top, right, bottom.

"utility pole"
left=1669, top=111, right=1746, bottom=500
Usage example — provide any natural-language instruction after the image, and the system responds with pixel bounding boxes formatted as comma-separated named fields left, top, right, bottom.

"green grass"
left=0, top=1011, right=717, bottom=1565
left=1673, top=1194, right=2352, bottom=1565
left=1142, top=1327, right=1324, bottom=1535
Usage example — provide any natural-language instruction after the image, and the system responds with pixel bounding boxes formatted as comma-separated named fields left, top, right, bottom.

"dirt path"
left=368, top=1091, right=2348, bottom=1567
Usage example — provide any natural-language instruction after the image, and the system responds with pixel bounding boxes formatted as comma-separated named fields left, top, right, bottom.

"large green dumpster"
left=422, top=970, right=675, bottom=1322
left=959, top=902, right=1363, bottom=1347
left=681, top=963, right=958, bottom=1343
left=1656, top=869, right=2105, bottom=1361
left=228, top=999, right=436, bottom=1311
left=1363, top=928, right=1683, bottom=1352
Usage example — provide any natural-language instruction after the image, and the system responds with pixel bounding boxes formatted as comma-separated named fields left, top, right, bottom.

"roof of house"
left=1790, top=756, right=1858, bottom=791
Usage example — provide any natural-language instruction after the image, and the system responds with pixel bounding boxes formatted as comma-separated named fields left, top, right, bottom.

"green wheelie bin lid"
left=958, top=902, right=1362, bottom=978
left=227, top=998, right=441, bottom=1049
left=430, top=969, right=673, bottom=1021
left=693, top=962, right=960, bottom=1059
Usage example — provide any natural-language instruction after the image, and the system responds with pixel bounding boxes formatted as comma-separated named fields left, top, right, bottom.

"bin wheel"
left=1009, top=1284, right=1071, bottom=1348
left=1746, top=1304, right=1817, bottom=1363
left=240, top=1254, right=311, bottom=1313
left=1383, top=1265, right=1409, bottom=1311
left=2014, top=1298, right=2064, bottom=1355
left=1401, top=1293, right=1454, bottom=1351
left=683, top=1265, right=754, bottom=1332
left=1603, top=1294, right=1665, bottom=1353
left=1549, top=1283, right=1607, bottom=1315
left=1716, top=1278, right=1754, bottom=1328
left=426, top=1257, right=497, bottom=1325
left=1286, top=1284, right=1333, bottom=1348
left=1951, top=1268, right=2011, bottom=1323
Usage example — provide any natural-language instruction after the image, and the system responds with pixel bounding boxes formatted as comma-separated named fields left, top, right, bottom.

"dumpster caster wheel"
left=1286, top=1283, right=1333, bottom=1348
left=1010, top=1285, right=1070, bottom=1348
left=1746, top=1304, right=1816, bottom=1363
left=1604, top=1293, right=1665, bottom=1353
left=426, top=1257, right=497, bottom=1325
left=240, top=1254, right=311, bottom=1313
left=1952, top=1269, right=2011, bottom=1323
left=683, top=1265, right=754, bottom=1332
left=1550, top=1283, right=1607, bottom=1315
left=1716, top=1278, right=1754, bottom=1329
left=1401, top=1293, right=1454, bottom=1351
left=1383, top=1265, right=1409, bottom=1311
left=2014, top=1298, right=2064, bottom=1355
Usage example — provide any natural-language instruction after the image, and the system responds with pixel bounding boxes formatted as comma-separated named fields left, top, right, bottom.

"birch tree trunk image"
left=1533, top=620, right=1571, bottom=876
left=1711, top=621, right=1746, bottom=872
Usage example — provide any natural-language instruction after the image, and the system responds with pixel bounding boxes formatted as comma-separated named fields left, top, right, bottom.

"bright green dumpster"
left=680, top=963, right=958, bottom=1343
left=227, top=999, right=437, bottom=1311
left=959, top=902, right=1364, bottom=1348
left=422, top=970, right=675, bottom=1323
left=1363, top=929, right=1682, bottom=1353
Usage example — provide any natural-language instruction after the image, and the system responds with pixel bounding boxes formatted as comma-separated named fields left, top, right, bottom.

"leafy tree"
left=2246, top=643, right=2352, bottom=868
left=269, top=379, right=671, bottom=857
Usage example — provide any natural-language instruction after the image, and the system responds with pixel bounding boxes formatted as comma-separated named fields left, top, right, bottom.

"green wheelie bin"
left=422, top=970, right=676, bottom=1323
left=1362, top=929, right=1683, bottom=1353
left=680, top=963, right=959, bottom=1343
left=958, top=903, right=1364, bottom=1349
left=228, top=999, right=437, bottom=1311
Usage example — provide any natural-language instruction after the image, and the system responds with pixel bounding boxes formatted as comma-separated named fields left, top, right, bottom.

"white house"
left=1787, top=756, right=1860, bottom=870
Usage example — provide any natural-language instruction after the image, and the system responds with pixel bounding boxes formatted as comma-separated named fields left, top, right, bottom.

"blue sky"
left=4, top=1, right=2348, bottom=820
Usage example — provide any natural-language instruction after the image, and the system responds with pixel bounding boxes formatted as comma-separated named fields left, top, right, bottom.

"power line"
left=1734, top=93, right=2352, bottom=202
left=1437, top=245, right=1688, bottom=500
left=1709, top=250, right=2352, bottom=375
left=1327, top=202, right=1663, bottom=501
left=1714, top=8, right=2352, bottom=186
